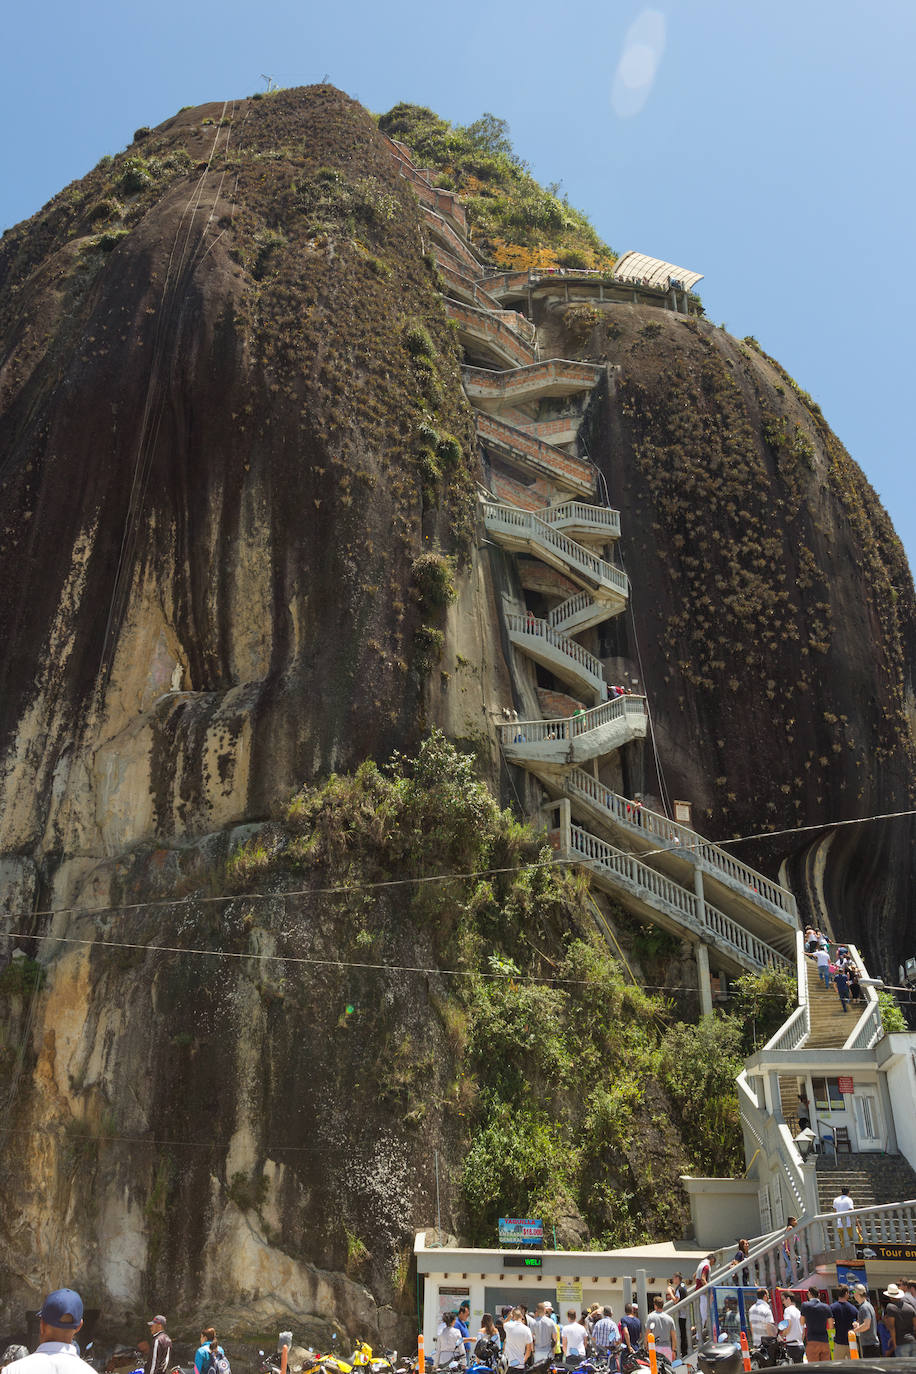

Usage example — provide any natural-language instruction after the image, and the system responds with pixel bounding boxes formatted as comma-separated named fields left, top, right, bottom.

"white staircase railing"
left=481, top=501, right=629, bottom=597
left=844, top=947, right=883, bottom=1049
left=536, top=502, right=622, bottom=538
left=497, top=694, right=647, bottom=749
left=563, top=768, right=798, bottom=922
left=567, top=825, right=790, bottom=973
left=505, top=614, right=604, bottom=688
left=665, top=1197, right=916, bottom=1352
left=759, top=928, right=809, bottom=1052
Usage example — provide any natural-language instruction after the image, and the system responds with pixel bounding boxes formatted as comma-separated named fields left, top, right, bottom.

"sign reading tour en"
left=499, top=1217, right=544, bottom=1246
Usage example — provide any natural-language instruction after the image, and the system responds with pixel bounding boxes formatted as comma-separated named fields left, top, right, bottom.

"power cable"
left=2, top=799, right=915, bottom=930
left=0, top=924, right=798, bottom=995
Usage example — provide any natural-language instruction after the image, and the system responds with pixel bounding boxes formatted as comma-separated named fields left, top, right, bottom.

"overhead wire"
left=0, top=922, right=800, bottom=995
left=1, top=800, right=915, bottom=930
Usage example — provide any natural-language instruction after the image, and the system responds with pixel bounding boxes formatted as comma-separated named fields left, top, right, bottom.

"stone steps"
left=804, top=961, right=853, bottom=1047
left=816, top=1156, right=916, bottom=1213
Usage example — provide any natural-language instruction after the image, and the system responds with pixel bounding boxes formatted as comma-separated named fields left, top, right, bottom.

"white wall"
left=682, top=1177, right=762, bottom=1248
left=883, top=1037, right=916, bottom=1171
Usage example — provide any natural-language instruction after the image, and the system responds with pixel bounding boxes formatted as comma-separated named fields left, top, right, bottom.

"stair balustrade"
left=843, top=950, right=883, bottom=1050
left=536, top=502, right=622, bottom=538
left=547, top=590, right=607, bottom=633
left=481, top=501, right=628, bottom=597
left=666, top=1196, right=916, bottom=1355
left=567, top=824, right=790, bottom=973
left=563, top=768, right=797, bottom=921
left=505, top=614, right=604, bottom=685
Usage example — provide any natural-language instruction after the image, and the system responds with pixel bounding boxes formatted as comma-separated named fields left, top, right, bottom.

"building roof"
left=613, top=251, right=703, bottom=292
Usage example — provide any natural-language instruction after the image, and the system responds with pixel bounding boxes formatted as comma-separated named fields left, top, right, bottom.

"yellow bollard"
left=647, top=1331, right=658, bottom=1374
left=418, top=1334, right=425, bottom=1374
left=739, top=1332, right=752, bottom=1373
left=849, top=1331, right=859, bottom=1361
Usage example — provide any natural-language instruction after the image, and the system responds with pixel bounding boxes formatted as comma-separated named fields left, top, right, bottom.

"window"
left=812, top=1077, right=845, bottom=1111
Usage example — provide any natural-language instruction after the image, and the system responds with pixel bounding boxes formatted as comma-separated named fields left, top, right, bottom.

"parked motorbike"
left=695, top=1342, right=743, bottom=1374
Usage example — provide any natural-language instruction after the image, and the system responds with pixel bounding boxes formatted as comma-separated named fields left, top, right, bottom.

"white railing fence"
left=665, top=1198, right=916, bottom=1354
left=760, top=929, right=809, bottom=1053
left=844, top=944, right=883, bottom=1050
left=568, top=825, right=788, bottom=974
left=536, top=502, right=622, bottom=537
left=496, top=695, right=648, bottom=749
left=481, top=501, right=629, bottom=595
left=505, top=614, right=604, bottom=682
left=563, top=768, right=797, bottom=922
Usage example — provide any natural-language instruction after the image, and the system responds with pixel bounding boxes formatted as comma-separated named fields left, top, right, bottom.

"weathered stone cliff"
left=1, top=85, right=915, bottom=1343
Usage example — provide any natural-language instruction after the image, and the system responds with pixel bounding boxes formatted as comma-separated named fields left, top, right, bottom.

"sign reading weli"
left=498, top=1217, right=544, bottom=1245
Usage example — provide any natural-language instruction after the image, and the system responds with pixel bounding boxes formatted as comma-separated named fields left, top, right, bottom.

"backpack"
left=210, top=1352, right=231, bottom=1374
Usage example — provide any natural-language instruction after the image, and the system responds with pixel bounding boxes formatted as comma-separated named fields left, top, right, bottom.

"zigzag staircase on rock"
left=384, top=134, right=796, bottom=991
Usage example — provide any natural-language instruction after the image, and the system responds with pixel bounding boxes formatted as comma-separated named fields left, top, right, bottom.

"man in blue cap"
left=3, top=1289, right=96, bottom=1374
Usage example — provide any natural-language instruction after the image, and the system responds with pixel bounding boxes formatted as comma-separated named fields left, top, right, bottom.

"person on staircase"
left=835, top=964, right=851, bottom=1012
left=816, top=944, right=832, bottom=989
left=833, top=1186, right=856, bottom=1240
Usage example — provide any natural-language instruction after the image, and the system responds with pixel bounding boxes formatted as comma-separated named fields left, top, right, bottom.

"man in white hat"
left=883, top=1285, right=916, bottom=1357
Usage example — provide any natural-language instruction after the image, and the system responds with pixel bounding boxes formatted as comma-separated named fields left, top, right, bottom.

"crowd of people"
left=0, top=1291, right=228, bottom=1374
left=804, top=927, right=861, bottom=1012
left=741, top=1277, right=916, bottom=1362
left=435, top=1283, right=694, bottom=1371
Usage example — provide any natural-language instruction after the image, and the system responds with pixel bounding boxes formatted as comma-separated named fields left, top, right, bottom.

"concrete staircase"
left=804, top=959, right=853, bottom=1047
left=816, top=1155, right=916, bottom=1213
left=386, top=134, right=800, bottom=986
left=779, top=1075, right=802, bottom=1135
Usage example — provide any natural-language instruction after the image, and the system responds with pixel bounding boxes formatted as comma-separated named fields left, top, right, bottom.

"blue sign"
left=838, top=1263, right=868, bottom=1288
left=498, top=1217, right=543, bottom=1245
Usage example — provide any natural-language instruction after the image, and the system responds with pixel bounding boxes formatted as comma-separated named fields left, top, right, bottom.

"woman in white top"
left=436, top=1314, right=466, bottom=1368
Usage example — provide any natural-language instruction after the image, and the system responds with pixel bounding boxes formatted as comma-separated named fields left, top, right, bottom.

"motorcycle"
left=620, top=1350, right=674, bottom=1374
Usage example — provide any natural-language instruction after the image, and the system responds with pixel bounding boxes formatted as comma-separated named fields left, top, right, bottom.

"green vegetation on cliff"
left=224, top=734, right=790, bottom=1249
left=377, top=104, right=615, bottom=272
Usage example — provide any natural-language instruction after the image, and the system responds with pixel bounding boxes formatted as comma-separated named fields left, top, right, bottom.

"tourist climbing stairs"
left=805, top=957, right=856, bottom=1047
left=816, top=1155, right=916, bottom=1214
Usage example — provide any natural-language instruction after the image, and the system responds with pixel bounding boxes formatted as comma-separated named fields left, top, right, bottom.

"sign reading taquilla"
left=499, top=1217, right=544, bottom=1245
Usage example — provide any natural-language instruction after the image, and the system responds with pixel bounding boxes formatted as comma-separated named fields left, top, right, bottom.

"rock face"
left=539, top=305, right=916, bottom=970
left=0, top=86, right=489, bottom=914
left=1, top=86, right=915, bottom=1338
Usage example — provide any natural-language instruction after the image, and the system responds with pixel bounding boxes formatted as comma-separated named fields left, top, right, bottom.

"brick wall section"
left=476, top=413, right=593, bottom=487
left=421, top=206, right=482, bottom=271
left=517, top=558, right=579, bottom=598
left=445, top=301, right=538, bottom=367
left=537, top=687, right=585, bottom=718
left=462, top=360, right=603, bottom=401
left=492, top=473, right=546, bottom=511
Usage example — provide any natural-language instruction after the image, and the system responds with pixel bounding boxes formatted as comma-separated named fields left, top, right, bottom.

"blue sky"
left=2, top=0, right=914, bottom=573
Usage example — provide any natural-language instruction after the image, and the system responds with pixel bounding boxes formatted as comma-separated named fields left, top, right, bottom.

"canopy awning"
left=613, top=250, right=703, bottom=292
